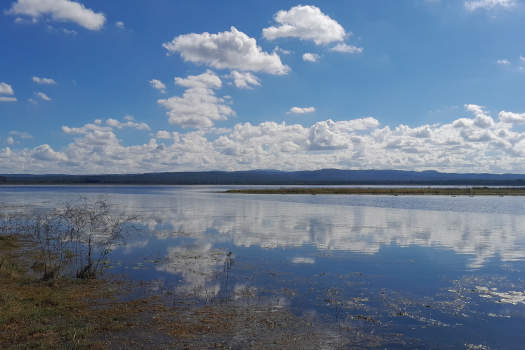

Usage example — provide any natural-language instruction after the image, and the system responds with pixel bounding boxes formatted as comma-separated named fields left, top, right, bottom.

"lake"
left=2, top=185, right=525, bottom=349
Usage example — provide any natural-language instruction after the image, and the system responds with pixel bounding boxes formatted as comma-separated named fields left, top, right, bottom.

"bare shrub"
left=1, top=199, right=135, bottom=280
left=61, top=199, right=132, bottom=279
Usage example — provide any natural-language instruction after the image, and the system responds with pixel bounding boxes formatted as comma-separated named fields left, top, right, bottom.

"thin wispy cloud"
left=330, top=43, right=363, bottom=54
left=465, top=0, right=517, bottom=11
left=36, top=92, right=51, bottom=101
left=33, top=76, right=56, bottom=85
left=0, top=97, right=17, bottom=102
left=149, top=79, right=166, bottom=93
left=287, top=106, right=316, bottom=114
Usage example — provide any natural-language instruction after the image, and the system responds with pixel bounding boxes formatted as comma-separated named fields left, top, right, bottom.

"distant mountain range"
left=2, top=169, right=525, bottom=185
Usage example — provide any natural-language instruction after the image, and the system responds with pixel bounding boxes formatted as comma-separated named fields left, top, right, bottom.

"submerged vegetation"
left=1, top=200, right=133, bottom=281
left=225, top=187, right=525, bottom=196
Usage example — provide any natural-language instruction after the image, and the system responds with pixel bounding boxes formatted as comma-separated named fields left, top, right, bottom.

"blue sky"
left=1, top=0, right=525, bottom=174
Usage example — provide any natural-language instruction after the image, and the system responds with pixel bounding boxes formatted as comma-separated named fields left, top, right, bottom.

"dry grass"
left=0, top=234, right=167, bottom=349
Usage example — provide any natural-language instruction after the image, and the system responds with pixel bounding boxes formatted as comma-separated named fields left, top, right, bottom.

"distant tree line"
left=2, top=169, right=525, bottom=185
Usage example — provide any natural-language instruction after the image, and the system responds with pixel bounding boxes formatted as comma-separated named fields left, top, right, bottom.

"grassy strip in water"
left=225, top=187, right=525, bottom=196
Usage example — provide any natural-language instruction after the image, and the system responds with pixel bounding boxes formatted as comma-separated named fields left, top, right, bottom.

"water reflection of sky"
left=101, top=188, right=525, bottom=268
left=3, top=186, right=525, bottom=269
left=3, top=186, right=525, bottom=348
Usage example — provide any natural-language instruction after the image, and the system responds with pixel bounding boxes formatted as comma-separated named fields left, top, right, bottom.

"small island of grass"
left=224, top=187, right=525, bottom=196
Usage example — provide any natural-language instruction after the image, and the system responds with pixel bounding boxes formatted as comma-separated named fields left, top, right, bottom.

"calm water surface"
left=2, top=185, right=525, bottom=349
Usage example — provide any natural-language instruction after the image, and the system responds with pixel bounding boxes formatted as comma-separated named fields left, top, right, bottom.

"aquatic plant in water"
left=0, top=199, right=134, bottom=280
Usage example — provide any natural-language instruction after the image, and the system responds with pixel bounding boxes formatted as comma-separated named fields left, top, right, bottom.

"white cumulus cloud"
left=163, top=26, right=289, bottom=75
left=499, top=111, right=525, bottom=124
left=158, top=70, right=235, bottom=128
left=174, top=70, right=222, bottom=89
left=115, top=21, right=124, bottom=29
left=302, top=53, right=320, bottom=62
left=0, top=82, right=15, bottom=95
left=6, top=0, right=106, bottom=30
left=156, top=130, right=172, bottom=139
left=31, top=144, right=67, bottom=162
left=6, top=105, right=525, bottom=174
left=228, top=71, right=261, bottom=89
left=497, top=59, right=510, bottom=65
left=263, top=5, right=346, bottom=45
left=308, top=120, right=349, bottom=150
left=464, top=104, right=494, bottom=128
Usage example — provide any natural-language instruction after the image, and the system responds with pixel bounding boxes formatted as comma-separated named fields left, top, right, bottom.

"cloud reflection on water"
left=122, top=193, right=525, bottom=269
left=155, top=243, right=228, bottom=299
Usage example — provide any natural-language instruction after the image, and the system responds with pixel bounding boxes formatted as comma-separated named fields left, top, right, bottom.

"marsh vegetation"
left=0, top=201, right=152, bottom=348
left=1, top=199, right=133, bottom=281
left=225, top=187, right=525, bottom=196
